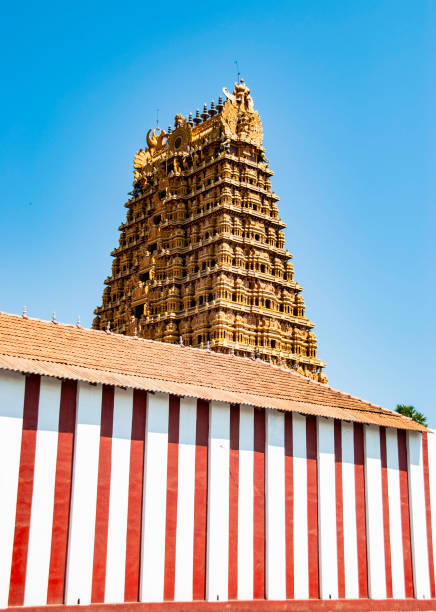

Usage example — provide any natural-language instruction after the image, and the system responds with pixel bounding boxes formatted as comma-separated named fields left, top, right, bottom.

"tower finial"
left=156, top=108, right=159, bottom=130
left=234, top=60, right=241, bottom=83
left=22, top=305, right=27, bottom=318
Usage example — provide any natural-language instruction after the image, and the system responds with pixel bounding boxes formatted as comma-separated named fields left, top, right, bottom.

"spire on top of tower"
left=222, top=80, right=254, bottom=111
left=234, top=59, right=241, bottom=84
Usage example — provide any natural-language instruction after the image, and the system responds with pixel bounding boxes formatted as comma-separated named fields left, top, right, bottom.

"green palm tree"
left=395, top=404, right=427, bottom=426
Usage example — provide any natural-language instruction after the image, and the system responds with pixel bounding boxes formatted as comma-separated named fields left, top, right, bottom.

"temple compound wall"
left=1, top=370, right=436, bottom=609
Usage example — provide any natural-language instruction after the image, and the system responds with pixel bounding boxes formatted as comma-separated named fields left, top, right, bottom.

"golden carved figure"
left=146, top=127, right=167, bottom=152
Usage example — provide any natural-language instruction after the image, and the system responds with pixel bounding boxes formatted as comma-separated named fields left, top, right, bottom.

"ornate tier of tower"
left=93, top=82, right=327, bottom=382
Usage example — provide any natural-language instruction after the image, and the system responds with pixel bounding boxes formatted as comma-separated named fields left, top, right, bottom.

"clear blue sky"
left=1, top=1, right=435, bottom=423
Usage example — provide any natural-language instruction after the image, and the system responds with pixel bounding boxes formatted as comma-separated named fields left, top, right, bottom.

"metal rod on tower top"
left=156, top=108, right=159, bottom=129
left=234, top=60, right=241, bottom=83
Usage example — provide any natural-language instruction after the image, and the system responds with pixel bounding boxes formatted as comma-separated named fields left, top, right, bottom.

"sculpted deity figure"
left=173, top=156, right=181, bottom=175
left=174, top=113, right=185, bottom=128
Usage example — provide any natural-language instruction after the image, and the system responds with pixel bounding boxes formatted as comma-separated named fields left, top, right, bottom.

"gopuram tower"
left=93, top=81, right=327, bottom=382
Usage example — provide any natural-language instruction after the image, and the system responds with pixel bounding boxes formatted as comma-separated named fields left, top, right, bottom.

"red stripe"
left=284, top=412, right=294, bottom=599
left=353, top=423, right=368, bottom=598
left=91, top=386, right=115, bottom=603
left=47, top=379, right=77, bottom=604
left=306, top=415, right=318, bottom=599
left=379, top=427, right=393, bottom=597
left=397, top=430, right=414, bottom=597
left=193, top=399, right=209, bottom=600
left=164, top=396, right=180, bottom=601
left=228, top=404, right=240, bottom=600
left=124, top=389, right=147, bottom=602
left=334, top=420, right=345, bottom=599
left=253, top=409, right=265, bottom=599
left=422, top=433, right=436, bottom=598
left=8, top=374, right=41, bottom=606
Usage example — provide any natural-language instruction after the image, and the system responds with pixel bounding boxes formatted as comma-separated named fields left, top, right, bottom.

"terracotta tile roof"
left=0, top=311, right=426, bottom=432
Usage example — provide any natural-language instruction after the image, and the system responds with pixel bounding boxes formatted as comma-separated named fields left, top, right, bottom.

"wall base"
left=6, top=600, right=436, bottom=612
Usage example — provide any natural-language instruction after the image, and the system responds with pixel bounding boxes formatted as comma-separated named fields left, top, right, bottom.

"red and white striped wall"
left=1, top=370, right=435, bottom=609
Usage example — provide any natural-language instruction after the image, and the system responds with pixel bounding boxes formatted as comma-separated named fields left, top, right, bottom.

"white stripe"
left=140, top=392, right=169, bottom=602
left=292, top=413, right=308, bottom=599
left=386, top=429, right=405, bottom=598
left=206, top=401, right=230, bottom=601
left=24, top=378, right=61, bottom=605
left=237, top=404, right=254, bottom=600
left=427, top=429, right=436, bottom=587
left=64, top=383, right=102, bottom=605
left=265, top=409, right=286, bottom=600
left=174, top=397, right=197, bottom=601
left=0, top=371, right=25, bottom=608
left=317, top=417, right=338, bottom=599
left=104, top=388, right=133, bottom=602
left=341, top=422, right=359, bottom=598
left=407, top=431, right=431, bottom=598
left=364, top=425, right=386, bottom=598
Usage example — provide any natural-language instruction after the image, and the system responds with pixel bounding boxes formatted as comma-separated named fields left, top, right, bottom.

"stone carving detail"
left=167, top=116, right=192, bottom=153
left=93, top=82, right=327, bottom=382
left=220, top=81, right=263, bottom=147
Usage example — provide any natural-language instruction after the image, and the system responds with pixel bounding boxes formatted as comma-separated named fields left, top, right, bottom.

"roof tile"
left=0, top=312, right=426, bottom=432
